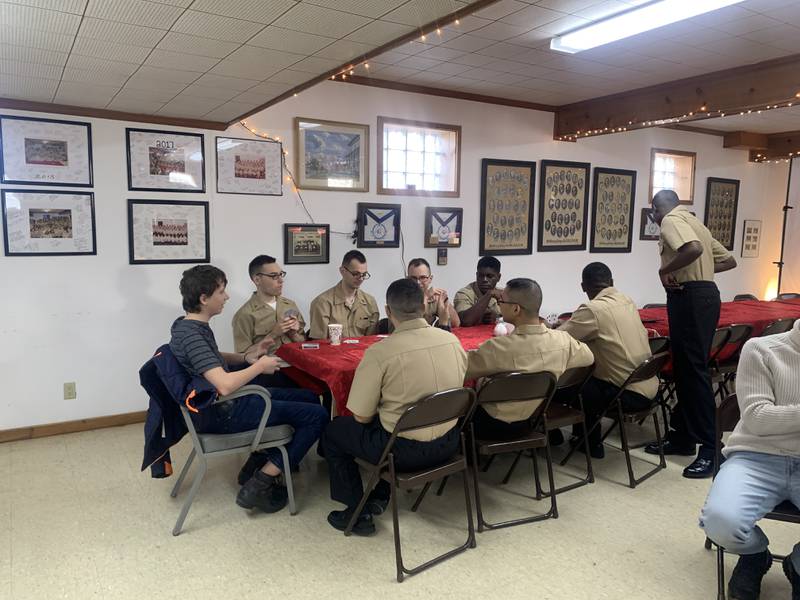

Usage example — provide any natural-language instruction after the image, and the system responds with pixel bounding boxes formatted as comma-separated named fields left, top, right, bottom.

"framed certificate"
left=538, top=160, right=590, bottom=252
left=127, top=199, right=209, bottom=264
left=479, top=158, right=535, bottom=255
left=356, top=202, right=401, bottom=248
left=126, top=128, right=205, bottom=192
left=424, top=207, right=462, bottom=248
left=216, top=136, right=282, bottom=196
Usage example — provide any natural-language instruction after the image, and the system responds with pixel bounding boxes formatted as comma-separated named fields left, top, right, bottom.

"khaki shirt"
left=454, top=283, right=501, bottom=324
left=659, top=206, right=732, bottom=283
left=231, top=294, right=305, bottom=353
left=308, top=282, right=379, bottom=339
left=466, top=323, right=594, bottom=423
left=560, top=287, right=658, bottom=399
left=346, top=318, right=468, bottom=441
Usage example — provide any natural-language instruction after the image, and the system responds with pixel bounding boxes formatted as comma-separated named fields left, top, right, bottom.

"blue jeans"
left=700, top=451, right=800, bottom=569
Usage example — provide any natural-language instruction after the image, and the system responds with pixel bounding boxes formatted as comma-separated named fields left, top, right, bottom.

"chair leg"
left=411, top=482, right=432, bottom=513
left=172, top=457, right=207, bottom=536
left=480, top=454, right=495, bottom=473
left=705, top=537, right=713, bottom=550
left=170, top=448, right=195, bottom=498
left=716, top=544, right=726, bottom=600
left=344, top=463, right=382, bottom=537
left=531, top=449, right=544, bottom=500
left=388, top=459, right=405, bottom=583
left=278, top=445, right=297, bottom=515
left=501, top=451, right=523, bottom=485
left=582, top=425, right=595, bottom=484
left=617, top=408, right=637, bottom=489
left=435, top=476, right=449, bottom=496
left=542, top=442, right=558, bottom=519
left=470, top=433, right=486, bottom=534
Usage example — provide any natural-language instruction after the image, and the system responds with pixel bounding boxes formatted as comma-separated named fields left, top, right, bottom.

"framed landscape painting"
left=294, top=117, right=368, bottom=191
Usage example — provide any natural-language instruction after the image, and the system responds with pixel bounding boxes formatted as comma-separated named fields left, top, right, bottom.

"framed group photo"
left=216, top=136, right=282, bottom=196
left=294, top=117, right=368, bottom=192
left=126, top=128, right=205, bottom=193
left=704, top=177, right=739, bottom=250
left=0, top=115, right=93, bottom=187
left=283, top=223, right=330, bottom=265
left=2, top=189, right=96, bottom=256
left=127, top=199, right=209, bottom=264
left=424, top=206, right=462, bottom=248
left=590, top=167, right=636, bottom=253
left=479, top=158, right=535, bottom=256
left=356, top=202, right=400, bottom=248
left=538, top=160, right=590, bottom=252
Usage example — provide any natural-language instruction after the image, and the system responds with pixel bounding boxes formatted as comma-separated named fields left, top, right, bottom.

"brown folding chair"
left=470, top=371, right=559, bottom=531
left=343, top=387, right=477, bottom=582
left=776, top=292, right=800, bottom=300
left=648, top=336, right=670, bottom=355
left=761, top=318, right=795, bottom=336
left=734, top=294, right=758, bottom=302
left=643, top=303, right=667, bottom=309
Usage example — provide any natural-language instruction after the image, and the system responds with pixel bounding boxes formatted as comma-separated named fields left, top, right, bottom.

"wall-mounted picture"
left=356, top=202, right=400, bottom=248
left=126, top=128, right=205, bottom=193
left=0, top=115, right=93, bottom=187
left=650, top=148, right=696, bottom=204
left=538, top=160, right=590, bottom=252
left=294, top=117, right=368, bottom=192
left=741, top=219, right=761, bottom=258
left=479, top=158, right=535, bottom=256
left=283, top=223, right=330, bottom=265
left=424, top=207, right=463, bottom=248
left=216, top=136, right=282, bottom=196
left=590, top=167, right=636, bottom=253
left=128, top=199, right=209, bottom=264
left=2, top=189, right=96, bottom=256
left=704, top=177, right=739, bottom=251
left=640, top=207, right=660, bottom=240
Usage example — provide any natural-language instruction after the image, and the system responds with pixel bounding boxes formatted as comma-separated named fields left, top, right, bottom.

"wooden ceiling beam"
left=723, top=130, right=769, bottom=149
left=750, top=130, right=800, bottom=162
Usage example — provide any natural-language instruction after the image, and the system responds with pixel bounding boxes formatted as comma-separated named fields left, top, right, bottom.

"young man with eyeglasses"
left=454, top=255, right=504, bottom=326
left=407, top=257, right=460, bottom=329
left=309, top=250, right=380, bottom=340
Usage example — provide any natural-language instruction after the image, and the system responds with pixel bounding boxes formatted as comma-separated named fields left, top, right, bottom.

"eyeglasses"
left=342, top=267, right=370, bottom=280
left=257, top=271, right=287, bottom=280
left=408, top=275, right=431, bottom=283
left=495, top=299, right=517, bottom=305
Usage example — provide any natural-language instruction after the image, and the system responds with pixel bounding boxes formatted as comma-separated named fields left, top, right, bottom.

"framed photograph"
left=283, top=223, right=330, bottom=265
left=356, top=202, right=400, bottom=248
left=216, top=136, right=282, bottom=196
left=704, top=177, right=739, bottom=251
left=0, top=115, right=93, bottom=187
left=538, top=160, right=590, bottom=252
left=590, top=167, right=636, bottom=253
left=424, top=207, right=462, bottom=248
left=128, top=199, right=209, bottom=265
left=294, top=117, right=368, bottom=191
left=650, top=148, right=696, bottom=204
left=1, top=189, right=96, bottom=256
left=640, top=207, right=660, bottom=241
left=741, top=219, right=761, bottom=258
left=479, top=158, right=535, bottom=255
left=126, top=128, right=205, bottom=192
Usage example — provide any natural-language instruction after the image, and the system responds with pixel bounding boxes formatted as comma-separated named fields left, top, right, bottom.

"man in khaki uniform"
left=454, top=255, right=503, bottom=326
left=466, top=278, right=594, bottom=440
left=322, top=278, right=468, bottom=535
left=407, top=257, right=460, bottom=328
left=559, top=262, right=658, bottom=458
left=646, top=190, right=737, bottom=478
left=309, top=250, right=380, bottom=340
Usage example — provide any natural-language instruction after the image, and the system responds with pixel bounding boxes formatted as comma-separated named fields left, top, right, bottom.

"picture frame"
left=650, top=148, right=696, bottom=204
left=537, top=159, right=590, bottom=252
left=283, top=223, right=330, bottom=265
left=639, top=207, right=660, bottom=241
left=741, top=219, right=762, bottom=258
left=590, top=167, right=636, bottom=253
left=424, top=206, right=463, bottom=248
left=126, top=128, right=205, bottom=193
left=2, top=189, right=96, bottom=256
left=704, top=177, right=740, bottom=251
left=294, top=117, right=368, bottom=192
left=479, top=158, right=535, bottom=256
left=0, top=115, right=93, bottom=187
left=356, top=202, right=401, bottom=248
left=127, top=199, right=209, bottom=265
left=216, top=136, right=282, bottom=196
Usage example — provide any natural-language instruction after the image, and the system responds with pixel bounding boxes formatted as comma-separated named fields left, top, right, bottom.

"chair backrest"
left=642, top=303, right=666, bottom=309
left=727, top=323, right=753, bottom=346
left=621, top=352, right=671, bottom=388
left=708, top=327, right=732, bottom=363
left=761, top=318, right=795, bottom=337
left=777, top=292, right=800, bottom=300
left=648, top=336, right=670, bottom=355
left=393, top=387, right=476, bottom=435
left=477, top=371, right=558, bottom=429
left=556, top=364, right=595, bottom=392
left=714, top=394, right=741, bottom=476
left=734, top=293, right=758, bottom=302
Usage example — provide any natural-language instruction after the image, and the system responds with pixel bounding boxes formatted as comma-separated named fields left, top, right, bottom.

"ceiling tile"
left=535, top=14, right=591, bottom=35
left=189, top=0, right=297, bottom=23
left=71, top=37, right=151, bottom=63
left=233, top=84, right=293, bottom=104
left=0, top=3, right=82, bottom=35
left=0, top=43, right=67, bottom=66
left=107, top=97, right=166, bottom=113
left=181, top=83, right=244, bottom=101
left=193, top=72, right=258, bottom=90
left=3, top=0, right=87, bottom=13
left=415, top=46, right=465, bottom=61
left=223, top=45, right=303, bottom=69
left=114, top=86, right=179, bottom=103
left=426, top=61, right=472, bottom=75
left=449, top=52, right=496, bottom=67
left=172, top=10, right=264, bottom=42
left=535, top=0, right=597, bottom=11
left=158, top=103, right=219, bottom=118
left=156, top=32, right=240, bottom=58
left=476, top=41, right=527, bottom=59
left=132, top=64, right=200, bottom=83
left=313, top=39, right=373, bottom=61
left=0, top=74, right=57, bottom=101
left=369, top=49, right=409, bottom=64
left=203, top=101, right=256, bottom=122
left=474, top=0, right=527, bottom=20
left=346, top=19, right=414, bottom=44
left=0, top=59, right=61, bottom=80
left=382, top=0, right=467, bottom=27
left=740, top=23, right=800, bottom=43
left=394, top=55, right=441, bottom=70
left=250, top=26, right=335, bottom=54
left=500, top=4, right=562, bottom=28
left=162, top=94, right=227, bottom=113
left=402, top=70, right=453, bottom=84
left=443, top=15, right=493, bottom=33
left=145, top=49, right=219, bottom=72
left=272, top=3, right=371, bottom=37
left=369, top=64, right=418, bottom=78
left=78, top=17, right=164, bottom=46
left=267, top=69, right=311, bottom=85
left=471, top=21, right=532, bottom=41
left=61, top=66, right=131, bottom=86
left=442, top=34, right=496, bottom=52
left=712, top=14, right=783, bottom=35
left=66, top=54, right=140, bottom=76
left=85, top=0, right=184, bottom=29
left=304, top=0, right=404, bottom=18
left=55, top=81, right=120, bottom=105
left=0, top=25, right=74, bottom=53
left=286, top=55, right=341, bottom=75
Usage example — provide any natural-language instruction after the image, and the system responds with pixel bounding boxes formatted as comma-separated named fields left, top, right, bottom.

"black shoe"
left=237, top=452, right=270, bottom=485
left=548, top=428, right=565, bottom=446
left=682, top=457, right=714, bottom=479
left=236, top=471, right=288, bottom=513
left=569, top=436, right=604, bottom=459
left=644, top=440, right=695, bottom=456
left=728, top=551, right=772, bottom=600
left=783, top=555, right=800, bottom=600
left=365, top=494, right=389, bottom=516
left=327, top=509, right=376, bottom=536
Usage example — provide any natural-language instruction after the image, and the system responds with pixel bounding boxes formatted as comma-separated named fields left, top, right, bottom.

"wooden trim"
left=0, top=97, right=228, bottom=130
left=662, top=124, right=728, bottom=137
left=723, top=131, right=769, bottom=149
left=0, top=411, right=146, bottom=444
left=341, top=75, right=557, bottom=112
left=649, top=148, right=696, bottom=205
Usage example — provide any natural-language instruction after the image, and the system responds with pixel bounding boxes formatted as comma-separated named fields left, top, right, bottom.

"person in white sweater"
left=700, top=320, right=800, bottom=600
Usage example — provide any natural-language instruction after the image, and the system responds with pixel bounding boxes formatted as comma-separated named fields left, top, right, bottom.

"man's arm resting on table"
left=458, top=292, right=495, bottom=326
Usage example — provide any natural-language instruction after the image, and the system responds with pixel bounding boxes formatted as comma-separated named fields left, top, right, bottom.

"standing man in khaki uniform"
left=559, top=262, right=658, bottom=458
left=322, top=278, right=468, bottom=535
left=645, top=190, right=737, bottom=478
left=466, top=278, right=594, bottom=440
left=454, top=255, right=503, bottom=326
left=407, top=257, right=460, bottom=328
left=308, top=250, right=380, bottom=340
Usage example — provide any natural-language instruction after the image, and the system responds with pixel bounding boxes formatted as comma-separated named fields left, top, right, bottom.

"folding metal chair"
left=776, top=292, right=800, bottom=300
left=761, top=318, right=795, bottom=336
left=733, top=294, right=758, bottom=302
left=642, top=303, right=667, bottom=309
left=709, top=324, right=753, bottom=401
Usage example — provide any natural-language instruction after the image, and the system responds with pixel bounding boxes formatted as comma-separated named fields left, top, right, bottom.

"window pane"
left=406, top=173, right=422, bottom=190
left=387, top=129, right=406, bottom=150
left=407, top=131, right=424, bottom=151
left=424, top=152, right=441, bottom=174
left=423, top=174, right=437, bottom=189
left=388, top=172, right=405, bottom=188
left=388, top=149, right=406, bottom=171
left=425, top=133, right=442, bottom=152
left=407, top=151, right=423, bottom=173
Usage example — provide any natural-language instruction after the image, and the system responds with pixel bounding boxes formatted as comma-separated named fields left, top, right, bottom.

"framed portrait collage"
left=538, top=160, right=590, bottom=252
left=479, top=158, right=535, bottom=255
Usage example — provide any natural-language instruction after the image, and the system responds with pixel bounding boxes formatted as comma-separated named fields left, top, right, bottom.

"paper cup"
left=328, top=324, right=343, bottom=345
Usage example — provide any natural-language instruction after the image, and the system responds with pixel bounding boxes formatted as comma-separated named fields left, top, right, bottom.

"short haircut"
left=386, top=277, right=425, bottom=320
left=248, top=254, right=276, bottom=279
left=477, top=255, right=501, bottom=272
left=653, top=189, right=680, bottom=208
left=505, top=277, right=542, bottom=316
left=582, top=262, right=613, bottom=288
left=342, top=250, right=367, bottom=266
left=180, top=265, right=227, bottom=313
left=407, top=257, right=430, bottom=271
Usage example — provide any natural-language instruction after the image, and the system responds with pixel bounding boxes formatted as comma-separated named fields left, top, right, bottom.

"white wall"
left=0, top=80, right=787, bottom=429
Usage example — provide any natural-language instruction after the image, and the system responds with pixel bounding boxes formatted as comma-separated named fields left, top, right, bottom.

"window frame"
left=376, top=116, right=461, bottom=198
left=649, top=147, right=696, bottom=205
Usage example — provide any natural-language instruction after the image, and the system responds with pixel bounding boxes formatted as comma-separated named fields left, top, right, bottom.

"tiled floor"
left=1, top=422, right=797, bottom=599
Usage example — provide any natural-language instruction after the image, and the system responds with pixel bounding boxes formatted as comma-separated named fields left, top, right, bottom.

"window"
left=377, top=117, right=460, bottom=197
left=649, top=148, right=696, bottom=204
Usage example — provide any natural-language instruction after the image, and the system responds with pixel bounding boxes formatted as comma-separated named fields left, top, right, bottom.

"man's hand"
left=432, top=289, right=450, bottom=323
left=256, top=355, right=280, bottom=374
left=270, top=317, right=297, bottom=337
left=245, top=336, right=276, bottom=363
left=659, top=270, right=681, bottom=289
left=488, top=288, right=504, bottom=300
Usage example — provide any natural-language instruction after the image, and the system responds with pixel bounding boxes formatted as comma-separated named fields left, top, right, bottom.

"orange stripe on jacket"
left=185, top=389, right=199, bottom=413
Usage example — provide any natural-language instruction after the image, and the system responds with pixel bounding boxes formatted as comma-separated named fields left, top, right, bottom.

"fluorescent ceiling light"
left=550, top=0, right=746, bottom=54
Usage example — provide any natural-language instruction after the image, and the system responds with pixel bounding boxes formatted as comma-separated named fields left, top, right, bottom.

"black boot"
left=728, top=550, right=772, bottom=600
left=237, top=452, right=269, bottom=485
left=783, top=554, right=800, bottom=600
left=327, top=508, right=375, bottom=536
left=236, top=470, right=288, bottom=513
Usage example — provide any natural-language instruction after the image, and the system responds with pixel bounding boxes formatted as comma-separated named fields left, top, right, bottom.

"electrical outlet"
left=63, top=382, right=76, bottom=400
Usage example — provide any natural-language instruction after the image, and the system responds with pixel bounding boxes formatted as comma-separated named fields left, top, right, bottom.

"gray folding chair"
left=170, top=384, right=296, bottom=535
